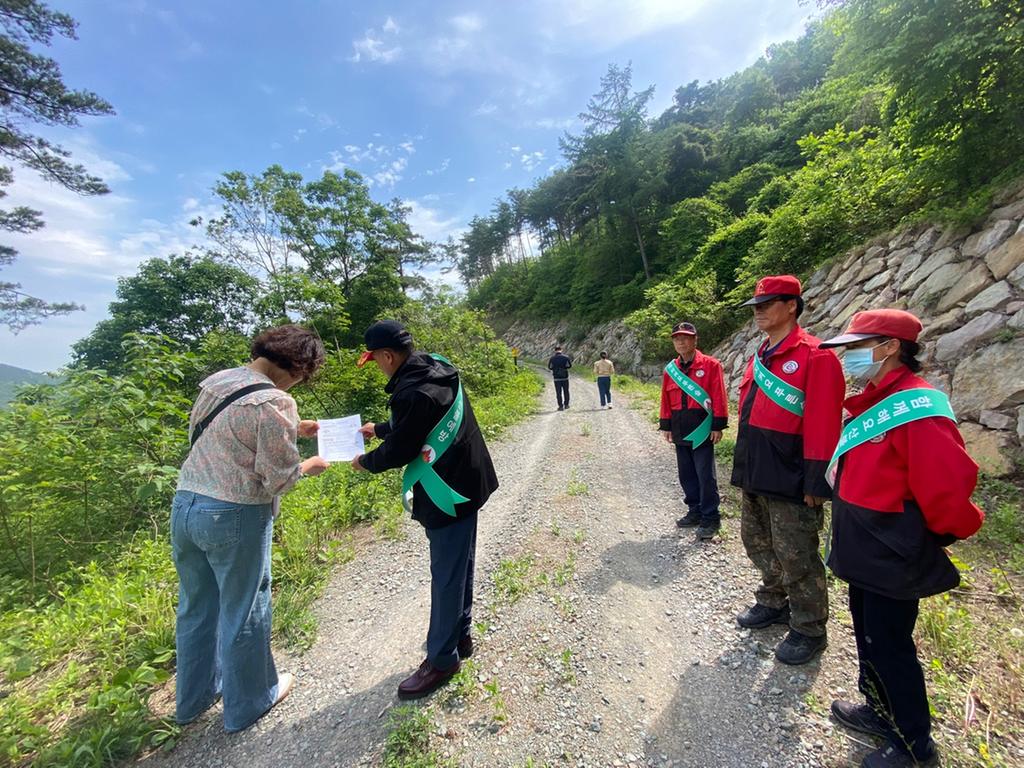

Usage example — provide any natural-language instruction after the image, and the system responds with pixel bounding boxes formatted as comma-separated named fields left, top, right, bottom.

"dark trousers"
left=554, top=378, right=570, bottom=408
left=424, top=512, right=477, bottom=671
left=849, top=585, right=932, bottom=759
left=597, top=376, right=612, bottom=406
left=674, top=440, right=720, bottom=525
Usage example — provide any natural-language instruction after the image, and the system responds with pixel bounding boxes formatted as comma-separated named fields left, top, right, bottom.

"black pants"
left=850, top=585, right=932, bottom=759
left=554, top=378, right=570, bottom=408
left=423, top=512, right=477, bottom=671
left=674, top=440, right=720, bottom=525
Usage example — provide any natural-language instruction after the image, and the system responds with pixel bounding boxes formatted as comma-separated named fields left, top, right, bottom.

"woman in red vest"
left=820, top=309, right=984, bottom=768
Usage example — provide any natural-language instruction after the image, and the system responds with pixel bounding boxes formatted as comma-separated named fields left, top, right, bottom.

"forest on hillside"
left=460, top=0, right=1024, bottom=354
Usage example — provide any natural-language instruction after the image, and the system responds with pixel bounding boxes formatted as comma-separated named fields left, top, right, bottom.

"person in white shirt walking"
left=593, top=352, right=615, bottom=409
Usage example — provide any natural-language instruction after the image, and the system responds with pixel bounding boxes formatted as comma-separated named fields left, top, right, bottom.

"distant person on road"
left=659, top=322, right=728, bottom=540
left=820, top=310, right=983, bottom=768
left=352, top=320, right=498, bottom=700
left=548, top=345, right=572, bottom=411
left=172, top=324, right=330, bottom=733
left=731, top=275, right=845, bottom=666
left=593, top=351, right=615, bottom=409
left=511, top=346, right=519, bottom=368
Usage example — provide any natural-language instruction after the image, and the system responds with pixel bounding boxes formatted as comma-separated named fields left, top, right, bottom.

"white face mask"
left=842, top=341, right=891, bottom=383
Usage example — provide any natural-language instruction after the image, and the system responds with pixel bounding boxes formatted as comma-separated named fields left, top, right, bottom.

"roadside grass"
left=911, top=474, right=1024, bottom=767
left=0, top=364, right=543, bottom=767
left=382, top=705, right=456, bottom=768
left=566, top=469, right=589, bottom=497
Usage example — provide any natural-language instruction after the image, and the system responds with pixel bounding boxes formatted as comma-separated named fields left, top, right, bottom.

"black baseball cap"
left=357, top=320, right=413, bottom=366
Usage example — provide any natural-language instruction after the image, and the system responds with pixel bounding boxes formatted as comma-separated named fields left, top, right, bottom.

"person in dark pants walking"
left=548, top=345, right=572, bottom=410
left=593, top=351, right=615, bottom=408
left=659, top=322, right=728, bottom=540
left=820, top=310, right=983, bottom=768
left=352, top=320, right=499, bottom=700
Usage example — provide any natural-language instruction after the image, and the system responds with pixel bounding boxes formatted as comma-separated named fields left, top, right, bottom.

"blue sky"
left=1, top=0, right=814, bottom=372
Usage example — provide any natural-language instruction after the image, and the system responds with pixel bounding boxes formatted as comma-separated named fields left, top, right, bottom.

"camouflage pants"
left=740, top=492, right=828, bottom=637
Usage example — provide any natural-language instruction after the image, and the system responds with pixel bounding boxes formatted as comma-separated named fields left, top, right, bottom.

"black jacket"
left=361, top=352, right=499, bottom=529
left=548, top=353, right=572, bottom=380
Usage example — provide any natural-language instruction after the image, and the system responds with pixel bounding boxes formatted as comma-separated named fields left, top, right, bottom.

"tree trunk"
left=630, top=204, right=651, bottom=280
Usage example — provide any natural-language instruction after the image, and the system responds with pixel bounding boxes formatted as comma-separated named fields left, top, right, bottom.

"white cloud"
left=534, top=116, right=576, bottom=130
left=425, top=158, right=450, bottom=176
left=474, top=102, right=498, bottom=116
left=371, top=157, right=408, bottom=189
left=399, top=141, right=416, bottom=154
left=349, top=17, right=402, bottom=64
left=539, top=0, right=713, bottom=48
left=467, top=177, right=476, bottom=183
left=404, top=198, right=464, bottom=243
left=503, top=161, right=513, bottom=170
left=450, top=14, right=484, bottom=33
left=520, top=150, right=545, bottom=171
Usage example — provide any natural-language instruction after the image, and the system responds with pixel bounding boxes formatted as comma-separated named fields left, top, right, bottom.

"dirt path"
left=143, top=371, right=868, bottom=768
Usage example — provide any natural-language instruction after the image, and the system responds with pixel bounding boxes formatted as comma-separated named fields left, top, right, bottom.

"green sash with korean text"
left=401, top=354, right=470, bottom=517
left=826, top=388, right=956, bottom=485
left=664, top=359, right=713, bottom=447
left=753, top=354, right=805, bottom=417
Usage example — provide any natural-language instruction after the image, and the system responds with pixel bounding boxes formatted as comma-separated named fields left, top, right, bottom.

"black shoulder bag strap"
left=189, top=382, right=276, bottom=448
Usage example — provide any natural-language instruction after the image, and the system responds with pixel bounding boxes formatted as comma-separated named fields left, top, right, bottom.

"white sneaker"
left=607, top=404, right=613, bottom=409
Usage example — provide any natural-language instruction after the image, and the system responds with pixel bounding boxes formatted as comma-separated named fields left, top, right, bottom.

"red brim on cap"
left=670, top=330, right=697, bottom=336
left=356, top=350, right=374, bottom=367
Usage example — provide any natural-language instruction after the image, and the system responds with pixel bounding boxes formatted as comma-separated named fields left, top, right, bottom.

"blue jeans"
left=171, top=490, right=281, bottom=732
left=597, top=376, right=612, bottom=406
left=674, top=440, right=720, bottom=525
left=424, top=512, right=478, bottom=670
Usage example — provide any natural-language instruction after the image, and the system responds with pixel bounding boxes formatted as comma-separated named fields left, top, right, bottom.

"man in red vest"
left=659, top=321, right=728, bottom=540
left=731, top=275, right=845, bottom=665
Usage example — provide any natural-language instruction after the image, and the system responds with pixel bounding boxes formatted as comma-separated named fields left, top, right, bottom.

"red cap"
left=820, top=309, right=923, bottom=348
left=741, top=275, right=802, bottom=306
left=356, top=350, right=375, bottom=367
left=670, top=321, right=697, bottom=337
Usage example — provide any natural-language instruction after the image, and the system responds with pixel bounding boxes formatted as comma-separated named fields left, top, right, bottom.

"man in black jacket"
left=352, top=320, right=499, bottom=699
left=547, top=345, right=572, bottom=410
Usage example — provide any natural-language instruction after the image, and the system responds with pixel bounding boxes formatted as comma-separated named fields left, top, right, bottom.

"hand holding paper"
left=316, top=415, right=365, bottom=462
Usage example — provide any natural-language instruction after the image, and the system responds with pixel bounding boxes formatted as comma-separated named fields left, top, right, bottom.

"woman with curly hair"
left=172, top=324, right=329, bottom=732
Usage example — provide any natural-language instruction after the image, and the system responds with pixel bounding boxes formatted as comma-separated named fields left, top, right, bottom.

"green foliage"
left=694, top=213, right=769, bottom=293
left=657, top=197, right=734, bottom=271
left=71, top=254, right=261, bottom=372
left=707, top=163, right=780, bottom=216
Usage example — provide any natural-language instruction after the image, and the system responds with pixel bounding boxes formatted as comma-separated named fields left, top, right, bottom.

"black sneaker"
left=830, top=700, right=890, bottom=738
left=862, top=740, right=938, bottom=767
left=736, top=603, right=790, bottom=629
left=557, top=406, right=564, bottom=411
left=676, top=513, right=701, bottom=528
left=696, top=524, right=719, bottom=540
left=775, top=629, right=827, bottom=665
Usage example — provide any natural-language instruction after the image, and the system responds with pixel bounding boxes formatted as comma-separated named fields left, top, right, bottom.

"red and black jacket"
left=730, top=325, right=845, bottom=502
left=828, top=367, right=984, bottom=599
left=659, top=350, right=728, bottom=446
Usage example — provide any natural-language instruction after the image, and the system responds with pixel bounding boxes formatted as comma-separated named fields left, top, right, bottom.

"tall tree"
left=0, top=0, right=114, bottom=332
left=560, top=63, right=657, bottom=279
left=71, top=254, right=259, bottom=371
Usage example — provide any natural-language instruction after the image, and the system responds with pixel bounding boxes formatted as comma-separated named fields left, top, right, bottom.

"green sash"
left=827, top=387, right=956, bottom=484
left=753, top=354, right=805, bottom=416
left=664, top=359, right=713, bottom=447
left=401, top=354, right=471, bottom=517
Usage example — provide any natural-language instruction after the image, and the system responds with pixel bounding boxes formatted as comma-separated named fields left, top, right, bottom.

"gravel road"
left=141, top=371, right=872, bottom=768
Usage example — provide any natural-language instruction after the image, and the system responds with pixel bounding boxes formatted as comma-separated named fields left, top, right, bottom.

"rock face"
left=705, top=185, right=1024, bottom=477
left=504, top=180, right=1024, bottom=476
